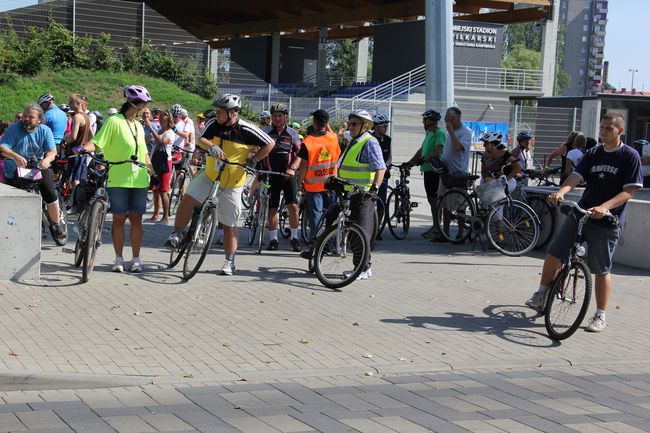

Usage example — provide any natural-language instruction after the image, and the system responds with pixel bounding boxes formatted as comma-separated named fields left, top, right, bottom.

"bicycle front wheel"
left=182, top=206, right=218, bottom=280
left=527, top=196, right=555, bottom=250
left=278, top=197, right=290, bottom=239
left=387, top=189, right=410, bottom=240
left=436, top=189, right=474, bottom=242
left=82, top=200, right=106, bottom=283
left=257, top=196, right=268, bottom=254
left=168, top=171, right=185, bottom=217
left=169, top=236, right=187, bottom=268
left=73, top=207, right=89, bottom=268
left=545, top=259, right=592, bottom=341
left=486, top=200, right=539, bottom=256
left=313, top=223, right=370, bottom=289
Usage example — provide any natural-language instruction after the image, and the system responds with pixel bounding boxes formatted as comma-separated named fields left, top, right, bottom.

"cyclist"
left=525, top=112, right=643, bottom=332
left=146, top=109, right=176, bottom=224
left=170, top=104, right=190, bottom=152
left=407, top=109, right=446, bottom=240
left=63, top=93, right=93, bottom=187
left=512, top=131, right=534, bottom=187
left=164, top=94, right=275, bottom=276
left=296, top=109, right=341, bottom=248
left=290, top=122, right=304, bottom=141
left=78, top=85, right=154, bottom=273
left=259, top=110, right=271, bottom=128
left=262, top=103, right=302, bottom=252
left=371, top=114, right=391, bottom=238
left=480, top=131, right=521, bottom=193
left=38, top=93, right=67, bottom=146
left=545, top=131, right=586, bottom=184
left=180, top=109, right=196, bottom=152
left=197, top=112, right=206, bottom=133
left=337, top=109, right=386, bottom=280
left=0, top=103, right=65, bottom=239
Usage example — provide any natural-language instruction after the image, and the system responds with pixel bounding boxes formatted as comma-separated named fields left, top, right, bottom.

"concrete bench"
left=0, top=183, right=41, bottom=280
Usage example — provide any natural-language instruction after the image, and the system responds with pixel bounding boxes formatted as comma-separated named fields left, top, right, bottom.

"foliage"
left=501, top=45, right=540, bottom=70
left=327, top=40, right=357, bottom=81
left=502, top=23, right=541, bottom=55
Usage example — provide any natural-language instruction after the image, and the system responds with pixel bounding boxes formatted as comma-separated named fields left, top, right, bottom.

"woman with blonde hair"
left=64, top=93, right=93, bottom=186
left=145, top=109, right=176, bottom=224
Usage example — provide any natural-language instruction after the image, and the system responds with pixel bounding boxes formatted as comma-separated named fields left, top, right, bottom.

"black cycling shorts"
left=8, top=169, right=58, bottom=204
left=423, top=171, right=440, bottom=198
left=269, top=175, right=298, bottom=209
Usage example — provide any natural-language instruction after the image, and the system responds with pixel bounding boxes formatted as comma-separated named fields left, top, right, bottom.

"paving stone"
left=103, top=415, right=156, bottom=433
left=14, top=410, right=66, bottom=430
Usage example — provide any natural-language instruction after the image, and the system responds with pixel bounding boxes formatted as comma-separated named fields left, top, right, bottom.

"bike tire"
left=168, top=172, right=186, bottom=217
left=376, top=195, right=387, bottom=238
left=48, top=189, right=68, bottom=246
left=169, top=237, right=187, bottom=268
left=299, top=199, right=310, bottom=244
left=73, top=207, right=88, bottom=267
left=486, top=199, right=539, bottom=257
left=313, top=222, right=369, bottom=290
left=246, top=206, right=258, bottom=246
left=544, top=259, right=592, bottom=341
left=436, top=189, right=474, bottom=242
left=82, top=200, right=106, bottom=283
left=257, top=196, right=268, bottom=254
left=241, top=174, right=254, bottom=210
left=182, top=206, right=218, bottom=280
left=527, top=196, right=555, bottom=250
left=387, top=189, right=410, bottom=240
left=278, top=197, right=291, bottom=239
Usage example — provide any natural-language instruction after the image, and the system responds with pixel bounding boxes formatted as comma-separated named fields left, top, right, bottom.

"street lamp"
left=629, top=68, right=639, bottom=90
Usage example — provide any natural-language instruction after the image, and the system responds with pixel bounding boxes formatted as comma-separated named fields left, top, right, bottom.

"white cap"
left=108, top=108, right=118, bottom=115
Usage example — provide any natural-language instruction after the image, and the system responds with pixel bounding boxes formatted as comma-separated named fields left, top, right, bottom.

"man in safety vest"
left=335, top=109, right=386, bottom=280
left=296, top=109, right=341, bottom=247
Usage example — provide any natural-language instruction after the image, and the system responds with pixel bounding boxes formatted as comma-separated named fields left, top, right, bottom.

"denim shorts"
left=107, top=187, right=148, bottom=215
left=547, top=210, right=620, bottom=275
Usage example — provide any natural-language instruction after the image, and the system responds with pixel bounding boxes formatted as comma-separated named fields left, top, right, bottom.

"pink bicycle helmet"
left=123, top=85, right=152, bottom=102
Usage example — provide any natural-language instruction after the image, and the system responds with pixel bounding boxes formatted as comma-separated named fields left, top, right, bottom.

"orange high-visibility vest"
left=302, top=131, right=341, bottom=192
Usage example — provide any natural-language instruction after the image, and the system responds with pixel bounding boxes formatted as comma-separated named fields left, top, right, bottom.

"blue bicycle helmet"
left=517, top=131, right=533, bottom=142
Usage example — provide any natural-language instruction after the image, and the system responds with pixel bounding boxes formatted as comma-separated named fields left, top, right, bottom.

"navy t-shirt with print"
left=574, top=143, right=643, bottom=226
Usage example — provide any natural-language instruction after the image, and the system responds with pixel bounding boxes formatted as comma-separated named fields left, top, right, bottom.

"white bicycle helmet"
left=348, top=109, right=373, bottom=125
left=170, top=104, right=183, bottom=117
left=481, top=131, right=504, bottom=147
left=212, top=93, right=241, bottom=110
left=372, top=113, right=390, bottom=125
left=38, top=92, right=54, bottom=105
left=260, top=110, right=271, bottom=119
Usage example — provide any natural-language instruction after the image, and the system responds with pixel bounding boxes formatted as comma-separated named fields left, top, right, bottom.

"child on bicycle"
left=525, top=112, right=643, bottom=333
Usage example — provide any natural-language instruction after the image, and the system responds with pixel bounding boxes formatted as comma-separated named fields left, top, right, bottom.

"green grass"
left=0, top=68, right=212, bottom=120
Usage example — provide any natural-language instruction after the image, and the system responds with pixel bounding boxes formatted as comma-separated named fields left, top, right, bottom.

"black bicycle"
left=384, top=163, right=417, bottom=240
left=542, top=199, right=616, bottom=341
left=74, top=152, right=146, bottom=283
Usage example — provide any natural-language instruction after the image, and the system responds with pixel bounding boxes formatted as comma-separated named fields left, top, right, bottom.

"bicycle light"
left=576, top=245, right=586, bottom=257
left=96, top=187, right=107, bottom=198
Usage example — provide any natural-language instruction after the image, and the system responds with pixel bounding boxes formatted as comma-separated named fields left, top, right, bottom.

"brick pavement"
left=0, top=171, right=649, bottom=431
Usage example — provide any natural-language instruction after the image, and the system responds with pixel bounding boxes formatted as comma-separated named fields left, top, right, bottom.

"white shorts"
left=186, top=171, right=242, bottom=227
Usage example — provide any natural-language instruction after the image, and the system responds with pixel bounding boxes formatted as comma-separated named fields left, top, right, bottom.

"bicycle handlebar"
left=326, top=176, right=380, bottom=200
left=80, top=150, right=147, bottom=169
left=222, top=160, right=285, bottom=177
left=558, top=199, right=617, bottom=225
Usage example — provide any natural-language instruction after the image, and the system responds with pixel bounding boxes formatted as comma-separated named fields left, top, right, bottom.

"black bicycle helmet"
left=421, top=109, right=441, bottom=122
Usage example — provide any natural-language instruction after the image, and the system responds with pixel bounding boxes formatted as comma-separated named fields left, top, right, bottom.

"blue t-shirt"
left=1, top=123, right=55, bottom=179
left=574, top=143, right=643, bottom=226
left=44, top=105, right=68, bottom=143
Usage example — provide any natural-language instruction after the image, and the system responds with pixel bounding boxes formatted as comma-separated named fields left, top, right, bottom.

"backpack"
left=93, top=111, right=104, bottom=133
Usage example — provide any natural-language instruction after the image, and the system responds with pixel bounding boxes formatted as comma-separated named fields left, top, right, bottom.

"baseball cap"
left=310, top=109, right=329, bottom=122
left=107, top=107, right=118, bottom=115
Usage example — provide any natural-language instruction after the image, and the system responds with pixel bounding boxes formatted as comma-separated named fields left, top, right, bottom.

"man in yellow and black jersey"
left=164, top=94, right=274, bottom=275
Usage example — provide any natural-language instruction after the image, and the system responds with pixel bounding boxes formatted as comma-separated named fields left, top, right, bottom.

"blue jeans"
left=306, top=191, right=331, bottom=242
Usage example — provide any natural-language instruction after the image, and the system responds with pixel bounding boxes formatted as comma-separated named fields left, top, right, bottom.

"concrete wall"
left=0, top=184, right=41, bottom=281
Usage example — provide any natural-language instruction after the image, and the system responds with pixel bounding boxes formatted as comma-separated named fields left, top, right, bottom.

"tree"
left=503, top=23, right=541, bottom=54
left=327, top=40, right=356, bottom=82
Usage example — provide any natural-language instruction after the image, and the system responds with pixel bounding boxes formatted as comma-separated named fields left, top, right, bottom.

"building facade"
left=559, top=0, right=608, bottom=96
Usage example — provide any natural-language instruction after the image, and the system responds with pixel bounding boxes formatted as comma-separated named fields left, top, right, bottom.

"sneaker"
left=221, top=259, right=236, bottom=276
left=164, top=232, right=182, bottom=249
left=53, top=222, right=66, bottom=239
left=300, top=249, right=313, bottom=260
left=525, top=290, right=546, bottom=310
left=112, top=257, right=125, bottom=273
left=358, top=267, right=372, bottom=280
left=268, top=239, right=279, bottom=251
left=421, top=226, right=436, bottom=238
left=129, top=258, right=142, bottom=273
left=586, top=313, right=607, bottom=332
left=290, top=238, right=302, bottom=252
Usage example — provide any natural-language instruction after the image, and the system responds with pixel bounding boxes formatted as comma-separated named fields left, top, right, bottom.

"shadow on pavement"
left=237, top=266, right=335, bottom=292
left=381, top=305, right=561, bottom=348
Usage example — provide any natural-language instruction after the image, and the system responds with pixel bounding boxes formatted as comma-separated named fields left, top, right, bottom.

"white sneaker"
left=343, top=267, right=372, bottom=280
left=164, top=232, right=182, bottom=249
left=586, top=313, right=607, bottom=332
left=221, top=260, right=236, bottom=276
left=129, top=258, right=142, bottom=273
left=112, top=257, right=125, bottom=273
left=525, top=290, right=546, bottom=310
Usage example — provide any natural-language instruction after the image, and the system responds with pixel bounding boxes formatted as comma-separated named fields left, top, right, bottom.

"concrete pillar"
left=425, top=0, right=454, bottom=111
left=317, top=28, right=328, bottom=88
left=540, top=0, right=560, bottom=96
left=355, top=37, right=369, bottom=83
left=580, top=99, right=602, bottom=139
left=270, top=32, right=281, bottom=84
left=209, top=49, right=220, bottom=77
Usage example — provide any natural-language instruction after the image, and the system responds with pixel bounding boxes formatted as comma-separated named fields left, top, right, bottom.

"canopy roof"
left=133, top=0, right=552, bottom=48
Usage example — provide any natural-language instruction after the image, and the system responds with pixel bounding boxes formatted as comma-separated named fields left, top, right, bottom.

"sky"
left=1, top=0, right=647, bottom=91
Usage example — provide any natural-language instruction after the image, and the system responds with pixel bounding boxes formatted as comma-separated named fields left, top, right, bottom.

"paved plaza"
left=0, top=173, right=649, bottom=432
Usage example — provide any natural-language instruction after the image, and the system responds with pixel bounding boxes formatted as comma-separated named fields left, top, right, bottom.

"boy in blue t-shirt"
left=525, top=112, right=643, bottom=333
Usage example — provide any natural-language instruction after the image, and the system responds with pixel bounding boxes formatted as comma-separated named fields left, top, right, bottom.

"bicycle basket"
left=475, top=180, right=506, bottom=206
left=441, top=173, right=477, bottom=188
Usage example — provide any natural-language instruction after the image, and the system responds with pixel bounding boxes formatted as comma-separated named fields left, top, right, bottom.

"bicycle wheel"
left=300, top=199, right=310, bottom=244
left=168, top=171, right=186, bottom=217
left=545, top=259, right=592, bottom=341
left=313, top=222, right=370, bottom=289
left=436, top=190, right=474, bottom=242
left=387, top=189, right=410, bottom=240
left=241, top=174, right=254, bottom=210
left=182, top=206, right=218, bottom=280
left=486, top=200, right=539, bottom=257
left=48, top=189, right=68, bottom=246
left=527, top=196, right=555, bottom=250
left=169, top=237, right=187, bottom=268
left=73, top=207, right=89, bottom=267
left=246, top=205, right=258, bottom=246
left=278, top=197, right=290, bottom=239
left=82, top=200, right=106, bottom=283
left=256, top=196, right=268, bottom=254
left=376, top=193, right=387, bottom=238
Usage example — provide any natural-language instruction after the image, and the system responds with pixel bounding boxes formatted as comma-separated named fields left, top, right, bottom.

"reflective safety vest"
left=303, top=131, right=341, bottom=192
left=338, top=132, right=376, bottom=191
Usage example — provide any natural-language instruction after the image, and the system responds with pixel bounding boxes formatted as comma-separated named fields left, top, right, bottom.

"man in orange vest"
left=296, top=109, right=341, bottom=248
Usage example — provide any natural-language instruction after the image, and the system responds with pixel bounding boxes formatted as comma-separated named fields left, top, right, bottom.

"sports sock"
left=596, top=309, right=606, bottom=320
left=538, top=284, right=548, bottom=293
left=225, top=252, right=235, bottom=262
left=269, top=229, right=278, bottom=241
left=290, top=228, right=299, bottom=239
